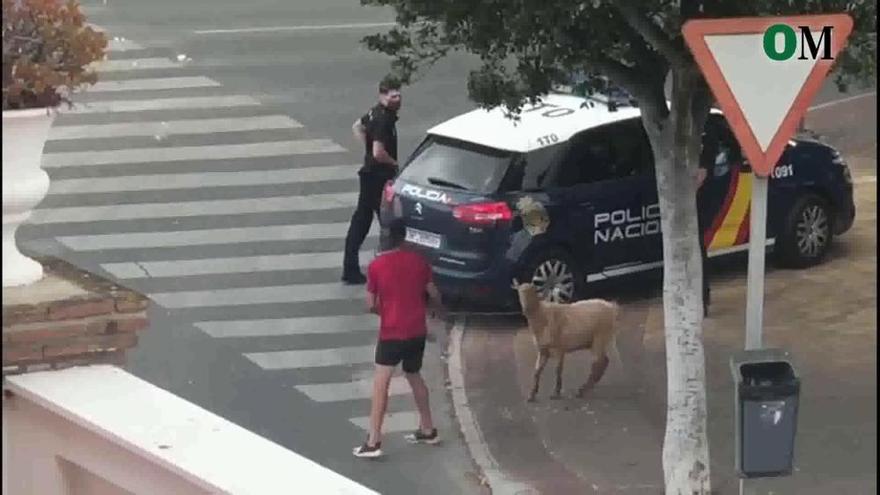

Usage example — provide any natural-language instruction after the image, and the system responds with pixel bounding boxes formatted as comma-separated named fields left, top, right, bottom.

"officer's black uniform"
left=342, top=104, right=398, bottom=283
left=696, top=159, right=712, bottom=316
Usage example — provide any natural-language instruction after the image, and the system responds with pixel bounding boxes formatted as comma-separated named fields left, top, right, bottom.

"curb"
left=446, top=317, right=538, bottom=495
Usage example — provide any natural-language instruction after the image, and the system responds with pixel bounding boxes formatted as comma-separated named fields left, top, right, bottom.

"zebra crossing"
left=22, top=31, right=426, bottom=435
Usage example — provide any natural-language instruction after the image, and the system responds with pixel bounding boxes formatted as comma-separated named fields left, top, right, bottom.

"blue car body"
left=379, top=94, right=855, bottom=308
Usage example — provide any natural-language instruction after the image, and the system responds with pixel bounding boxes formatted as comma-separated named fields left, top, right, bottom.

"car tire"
left=776, top=193, right=834, bottom=268
left=520, top=248, right=584, bottom=304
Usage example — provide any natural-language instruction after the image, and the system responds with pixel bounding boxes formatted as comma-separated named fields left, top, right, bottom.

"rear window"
left=398, top=136, right=514, bottom=193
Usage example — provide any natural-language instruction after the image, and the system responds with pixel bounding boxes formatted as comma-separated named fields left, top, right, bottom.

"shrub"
left=2, top=0, right=108, bottom=111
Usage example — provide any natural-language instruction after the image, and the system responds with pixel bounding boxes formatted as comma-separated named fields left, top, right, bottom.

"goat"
left=512, top=279, right=620, bottom=402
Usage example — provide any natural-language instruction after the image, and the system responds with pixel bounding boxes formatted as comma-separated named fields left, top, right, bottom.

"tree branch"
left=613, top=1, right=691, bottom=69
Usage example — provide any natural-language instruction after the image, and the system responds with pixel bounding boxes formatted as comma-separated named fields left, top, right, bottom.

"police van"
left=379, top=92, right=855, bottom=308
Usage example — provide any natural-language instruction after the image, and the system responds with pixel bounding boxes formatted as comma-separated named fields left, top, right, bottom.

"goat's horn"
left=511, top=278, right=520, bottom=289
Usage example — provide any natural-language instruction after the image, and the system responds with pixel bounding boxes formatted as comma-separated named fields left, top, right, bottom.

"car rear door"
left=546, top=120, right=658, bottom=277
left=386, top=136, right=516, bottom=273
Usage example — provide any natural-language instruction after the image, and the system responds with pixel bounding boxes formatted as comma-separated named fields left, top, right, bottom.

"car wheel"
left=521, top=248, right=583, bottom=304
left=776, top=193, right=834, bottom=268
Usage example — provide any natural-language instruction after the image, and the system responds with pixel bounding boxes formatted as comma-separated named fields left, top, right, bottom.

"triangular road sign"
left=683, top=15, right=853, bottom=176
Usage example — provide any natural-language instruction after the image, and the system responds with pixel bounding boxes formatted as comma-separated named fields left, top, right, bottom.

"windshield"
left=399, top=136, right=514, bottom=194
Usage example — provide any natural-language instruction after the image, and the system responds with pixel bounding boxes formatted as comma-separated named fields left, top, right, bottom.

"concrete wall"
left=2, top=365, right=379, bottom=495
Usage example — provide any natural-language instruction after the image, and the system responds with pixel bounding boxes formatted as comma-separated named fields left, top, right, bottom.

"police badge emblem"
left=515, top=196, right=550, bottom=236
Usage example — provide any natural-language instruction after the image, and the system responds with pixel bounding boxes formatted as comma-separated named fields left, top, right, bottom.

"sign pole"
left=740, top=174, right=769, bottom=495
left=681, top=14, right=853, bottom=493
left=744, top=175, right=769, bottom=350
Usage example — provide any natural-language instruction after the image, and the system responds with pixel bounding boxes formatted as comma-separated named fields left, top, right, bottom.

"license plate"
left=405, top=227, right=442, bottom=249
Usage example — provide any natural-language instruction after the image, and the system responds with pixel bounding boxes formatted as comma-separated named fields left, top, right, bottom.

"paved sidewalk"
left=460, top=179, right=875, bottom=494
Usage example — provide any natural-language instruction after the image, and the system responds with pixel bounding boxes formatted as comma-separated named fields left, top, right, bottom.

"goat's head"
left=511, top=279, right=541, bottom=313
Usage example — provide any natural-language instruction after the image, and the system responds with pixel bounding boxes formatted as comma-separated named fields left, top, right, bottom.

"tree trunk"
left=643, top=67, right=712, bottom=494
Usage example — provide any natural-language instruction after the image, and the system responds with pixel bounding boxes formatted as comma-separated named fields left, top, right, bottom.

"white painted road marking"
left=195, top=315, right=378, bottom=338
left=42, top=139, right=346, bottom=167
left=151, top=282, right=364, bottom=308
left=91, top=57, right=181, bottom=72
left=245, top=345, right=374, bottom=370
left=47, top=164, right=354, bottom=194
left=30, top=192, right=358, bottom=224
left=101, top=250, right=374, bottom=278
left=194, top=22, right=396, bottom=35
left=349, top=411, right=420, bottom=434
left=106, top=38, right=143, bottom=52
left=86, top=76, right=221, bottom=92
left=55, top=222, right=377, bottom=250
left=808, top=91, right=876, bottom=111
left=62, top=95, right=261, bottom=114
left=48, top=115, right=303, bottom=141
left=296, top=377, right=410, bottom=402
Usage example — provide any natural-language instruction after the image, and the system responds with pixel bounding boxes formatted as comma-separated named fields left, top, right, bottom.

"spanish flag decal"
left=705, top=172, right=752, bottom=251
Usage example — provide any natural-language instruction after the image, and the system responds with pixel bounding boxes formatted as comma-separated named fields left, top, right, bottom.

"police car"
left=379, top=92, right=855, bottom=308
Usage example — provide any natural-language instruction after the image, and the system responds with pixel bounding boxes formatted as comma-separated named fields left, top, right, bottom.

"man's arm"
left=372, top=140, right=398, bottom=168
left=426, top=281, right=445, bottom=319
left=366, top=290, right=379, bottom=315
left=352, top=118, right=366, bottom=145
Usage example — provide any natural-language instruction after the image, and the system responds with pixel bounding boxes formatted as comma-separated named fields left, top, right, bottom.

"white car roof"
left=427, top=93, right=643, bottom=153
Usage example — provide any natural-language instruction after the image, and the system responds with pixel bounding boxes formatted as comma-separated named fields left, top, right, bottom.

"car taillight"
left=383, top=181, right=395, bottom=204
left=452, top=202, right=513, bottom=225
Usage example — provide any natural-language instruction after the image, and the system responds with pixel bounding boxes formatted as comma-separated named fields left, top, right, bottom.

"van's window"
left=399, top=136, right=513, bottom=194
left=553, top=119, right=655, bottom=187
left=553, top=128, right=617, bottom=186
left=607, top=118, right=654, bottom=177
left=499, top=144, right=564, bottom=192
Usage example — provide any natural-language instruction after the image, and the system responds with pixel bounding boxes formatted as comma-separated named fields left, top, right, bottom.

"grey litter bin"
left=730, top=349, right=801, bottom=479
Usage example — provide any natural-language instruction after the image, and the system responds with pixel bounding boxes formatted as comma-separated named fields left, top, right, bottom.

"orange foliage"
left=2, top=0, right=108, bottom=110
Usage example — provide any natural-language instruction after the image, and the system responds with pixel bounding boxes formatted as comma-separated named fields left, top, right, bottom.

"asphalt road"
left=19, top=1, right=483, bottom=494
left=16, top=1, right=875, bottom=493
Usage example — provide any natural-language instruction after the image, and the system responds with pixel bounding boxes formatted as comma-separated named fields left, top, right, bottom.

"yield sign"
left=683, top=15, right=853, bottom=176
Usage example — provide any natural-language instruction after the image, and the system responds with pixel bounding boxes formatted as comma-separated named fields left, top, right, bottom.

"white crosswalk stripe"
left=62, top=95, right=261, bottom=114
left=107, top=38, right=143, bottom=52
left=101, top=250, right=373, bottom=278
left=56, top=222, right=375, bottom=250
left=296, top=377, right=410, bottom=402
left=349, top=411, right=421, bottom=434
left=151, top=282, right=365, bottom=308
left=43, top=139, right=345, bottom=167
left=47, top=164, right=353, bottom=194
left=20, top=31, right=420, bottom=434
left=195, top=315, right=378, bottom=338
left=48, top=115, right=303, bottom=141
left=86, top=76, right=221, bottom=92
left=91, top=57, right=182, bottom=71
left=245, top=345, right=375, bottom=370
left=31, top=192, right=358, bottom=224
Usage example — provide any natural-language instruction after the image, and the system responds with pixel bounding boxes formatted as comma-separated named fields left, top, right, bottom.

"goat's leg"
left=527, top=350, right=550, bottom=402
left=550, top=352, right=565, bottom=399
left=576, top=354, right=609, bottom=398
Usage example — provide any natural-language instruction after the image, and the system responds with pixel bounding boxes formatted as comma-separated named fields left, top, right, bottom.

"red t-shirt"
left=367, top=248, right=433, bottom=341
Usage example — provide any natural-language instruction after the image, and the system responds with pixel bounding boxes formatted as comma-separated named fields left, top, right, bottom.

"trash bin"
left=730, top=349, right=800, bottom=479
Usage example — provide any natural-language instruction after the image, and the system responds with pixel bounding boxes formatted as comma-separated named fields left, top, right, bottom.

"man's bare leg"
left=405, top=372, right=434, bottom=433
left=368, top=364, right=395, bottom=445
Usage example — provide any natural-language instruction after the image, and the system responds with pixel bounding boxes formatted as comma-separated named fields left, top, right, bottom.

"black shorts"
left=375, top=336, right=426, bottom=373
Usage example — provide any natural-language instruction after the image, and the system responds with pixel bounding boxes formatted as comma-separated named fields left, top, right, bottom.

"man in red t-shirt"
left=352, top=219, right=444, bottom=458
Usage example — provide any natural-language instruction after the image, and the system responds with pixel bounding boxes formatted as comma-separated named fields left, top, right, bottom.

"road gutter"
left=446, top=317, right=538, bottom=495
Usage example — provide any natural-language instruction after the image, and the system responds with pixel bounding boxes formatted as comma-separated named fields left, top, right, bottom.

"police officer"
left=697, top=118, right=739, bottom=317
left=696, top=155, right=712, bottom=318
left=342, top=76, right=402, bottom=285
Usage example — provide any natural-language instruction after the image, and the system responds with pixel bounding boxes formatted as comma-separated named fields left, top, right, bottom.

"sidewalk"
left=459, top=178, right=876, bottom=494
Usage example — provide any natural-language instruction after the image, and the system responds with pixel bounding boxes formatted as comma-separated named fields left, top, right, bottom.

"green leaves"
left=360, top=0, right=875, bottom=117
